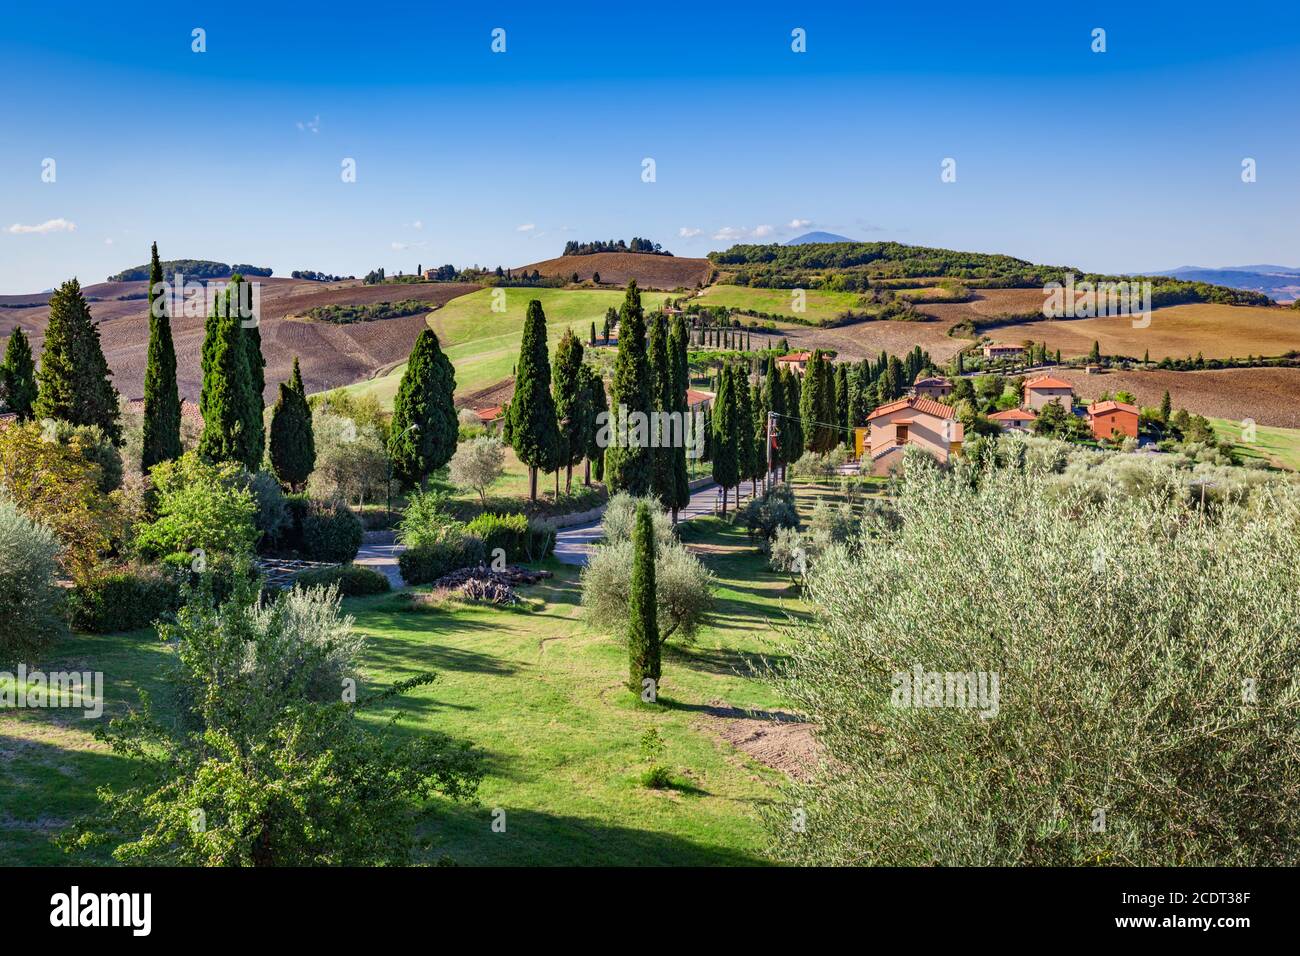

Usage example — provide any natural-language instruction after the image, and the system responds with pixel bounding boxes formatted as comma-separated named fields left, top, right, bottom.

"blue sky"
left=2, top=1, right=1299, bottom=291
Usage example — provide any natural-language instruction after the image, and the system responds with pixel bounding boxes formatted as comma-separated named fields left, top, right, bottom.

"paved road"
left=553, top=478, right=763, bottom=566
left=354, top=479, right=768, bottom=584
left=355, top=530, right=406, bottom=588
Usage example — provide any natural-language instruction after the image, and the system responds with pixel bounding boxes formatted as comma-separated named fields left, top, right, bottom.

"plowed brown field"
left=517, top=252, right=712, bottom=289
left=0, top=278, right=479, bottom=401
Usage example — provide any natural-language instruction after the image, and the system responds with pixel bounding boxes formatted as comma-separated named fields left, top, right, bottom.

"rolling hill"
left=0, top=278, right=478, bottom=402
left=784, top=231, right=853, bottom=245
left=515, top=251, right=712, bottom=289
left=1142, top=265, right=1300, bottom=303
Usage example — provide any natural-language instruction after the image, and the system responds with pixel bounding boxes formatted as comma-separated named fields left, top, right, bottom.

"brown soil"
left=1051, top=365, right=1300, bottom=428
left=0, top=278, right=479, bottom=401
left=517, top=252, right=712, bottom=290
left=696, top=699, right=820, bottom=782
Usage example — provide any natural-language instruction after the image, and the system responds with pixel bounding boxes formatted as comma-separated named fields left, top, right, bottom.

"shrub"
left=600, top=492, right=674, bottom=547
left=0, top=495, right=67, bottom=663
left=738, top=483, right=799, bottom=547
left=398, top=535, right=486, bottom=585
left=241, top=470, right=289, bottom=545
left=581, top=536, right=714, bottom=644
left=398, top=489, right=463, bottom=550
left=449, top=435, right=505, bottom=505
left=0, top=420, right=125, bottom=582
left=70, top=566, right=179, bottom=633
left=301, top=500, right=363, bottom=563
left=524, top=519, right=556, bottom=562
left=465, top=511, right=528, bottom=561
left=788, top=451, right=836, bottom=479
left=294, top=563, right=391, bottom=596
left=159, top=551, right=257, bottom=606
left=135, top=453, right=258, bottom=558
left=768, top=456, right=1300, bottom=866
left=308, top=412, right=388, bottom=507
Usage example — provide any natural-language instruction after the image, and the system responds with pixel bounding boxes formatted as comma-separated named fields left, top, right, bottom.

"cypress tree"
left=590, top=321, right=597, bottom=346
left=508, top=300, right=560, bottom=501
left=782, top=367, right=803, bottom=475
left=141, top=241, right=182, bottom=471
left=626, top=501, right=661, bottom=696
left=604, top=280, right=653, bottom=495
left=269, top=357, right=315, bottom=490
left=750, top=381, right=766, bottom=492
left=197, top=279, right=261, bottom=469
left=242, top=287, right=266, bottom=468
left=581, top=364, right=607, bottom=484
left=33, top=278, right=121, bottom=443
left=1, top=328, right=38, bottom=420
left=552, top=328, right=586, bottom=494
left=834, top=362, right=850, bottom=447
left=666, top=314, right=691, bottom=522
left=648, top=311, right=673, bottom=505
left=710, top=364, right=739, bottom=513
left=1160, top=390, right=1172, bottom=423
left=735, top=367, right=756, bottom=500
left=390, top=328, right=458, bottom=488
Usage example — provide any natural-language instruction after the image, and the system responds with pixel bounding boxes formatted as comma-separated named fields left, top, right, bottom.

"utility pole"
left=766, top=411, right=775, bottom=494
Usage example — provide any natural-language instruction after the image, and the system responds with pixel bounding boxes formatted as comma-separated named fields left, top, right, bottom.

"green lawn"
left=1211, top=417, right=1300, bottom=471
left=343, top=287, right=677, bottom=407
left=0, top=517, right=809, bottom=866
left=694, top=284, right=870, bottom=324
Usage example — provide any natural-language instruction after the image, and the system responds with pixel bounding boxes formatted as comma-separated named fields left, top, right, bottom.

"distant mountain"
left=1140, top=265, right=1300, bottom=302
left=784, top=231, right=853, bottom=245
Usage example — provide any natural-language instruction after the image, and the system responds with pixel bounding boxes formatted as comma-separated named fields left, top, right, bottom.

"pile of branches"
left=430, top=563, right=553, bottom=605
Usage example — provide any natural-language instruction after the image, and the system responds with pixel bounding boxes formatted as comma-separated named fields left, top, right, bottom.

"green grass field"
left=1211, top=417, right=1300, bottom=471
left=343, top=287, right=677, bottom=406
left=693, top=284, right=870, bottom=324
left=0, top=516, right=809, bottom=866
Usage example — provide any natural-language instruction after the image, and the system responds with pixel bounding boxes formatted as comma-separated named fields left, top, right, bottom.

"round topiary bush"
left=301, top=500, right=363, bottom=563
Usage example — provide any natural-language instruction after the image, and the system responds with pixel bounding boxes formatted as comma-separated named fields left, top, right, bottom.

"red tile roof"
left=1024, top=376, right=1073, bottom=390
left=475, top=405, right=504, bottom=422
left=988, top=407, right=1037, bottom=421
left=1087, top=400, right=1139, bottom=416
left=685, top=388, right=714, bottom=407
left=777, top=351, right=811, bottom=362
left=913, top=374, right=952, bottom=386
left=867, top=395, right=956, bottom=422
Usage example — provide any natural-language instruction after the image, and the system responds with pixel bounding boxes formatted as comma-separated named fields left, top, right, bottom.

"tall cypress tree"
left=33, top=279, right=121, bottom=443
left=666, top=314, right=691, bottom=522
left=269, top=357, right=316, bottom=490
left=782, top=367, right=803, bottom=476
left=626, top=502, right=661, bottom=696
left=552, top=327, right=586, bottom=494
left=581, top=363, right=607, bottom=484
left=390, top=328, right=458, bottom=488
left=834, top=362, right=850, bottom=448
left=735, top=366, right=756, bottom=500
left=1, top=328, right=38, bottom=420
left=198, top=280, right=258, bottom=468
left=604, top=280, right=653, bottom=495
left=141, top=242, right=182, bottom=471
left=762, top=356, right=786, bottom=479
left=508, top=300, right=559, bottom=501
left=243, top=304, right=266, bottom=468
left=648, top=311, right=673, bottom=505
left=711, top=363, right=739, bottom=514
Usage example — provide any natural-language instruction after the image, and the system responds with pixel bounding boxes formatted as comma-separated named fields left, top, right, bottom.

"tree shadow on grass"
left=665, top=644, right=791, bottom=679
left=418, top=805, right=770, bottom=866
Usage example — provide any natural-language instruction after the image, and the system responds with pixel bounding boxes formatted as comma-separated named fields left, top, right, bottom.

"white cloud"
left=712, top=224, right=775, bottom=242
left=678, top=227, right=702, bottom=238
left=6, top=218, right=77, bottom=235
left=391, top=240, right=427, bottom=251
left=297, top=115, right=321, bottom=134
left=788, top=218, right=813, bottom=230
left=411, top=220, right=423, bottom=230
left=104, top=238, right=113, bottom=245
left=516, top=223, right=536, bottom=232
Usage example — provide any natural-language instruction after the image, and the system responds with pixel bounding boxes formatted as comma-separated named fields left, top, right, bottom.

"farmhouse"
left=987, top=407, right=1037, bottom=433
left=864, top=396, right=963, bottom=476
left=473, top=405, right=505, bottom=433
left=982, top=343, right=1024, bottom=360
left=775, top=351, right=811, bottom=377
left=1086, top=400, right=1139, bottom=440
left=1023, top=375, right=1074, bottom=412
left=913, top=374, right=953, bottom=399
left=685, top=387, right=714, bottom=412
